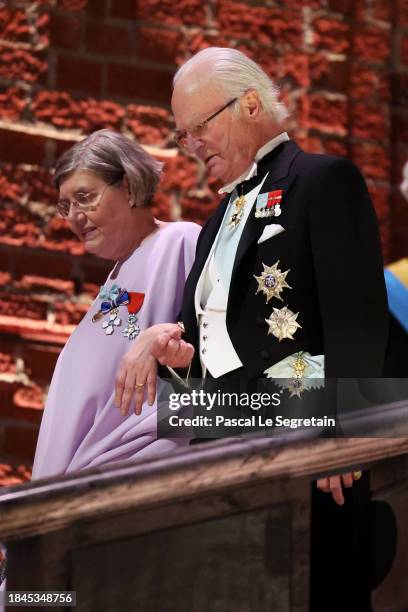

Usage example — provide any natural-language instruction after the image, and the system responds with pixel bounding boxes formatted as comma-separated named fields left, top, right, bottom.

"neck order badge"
left=255, top=189, right=283, bottom=218
left=227, top=192, right=247, bottom=230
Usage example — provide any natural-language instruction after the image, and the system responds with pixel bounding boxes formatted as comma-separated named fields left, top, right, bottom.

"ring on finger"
left=352, top=470, right=362, bottom=480
left=135, top=382, right=145, bottom=389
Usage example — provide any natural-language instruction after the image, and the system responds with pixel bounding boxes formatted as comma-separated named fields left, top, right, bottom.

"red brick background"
left=0, top=0, right=407, bottom=481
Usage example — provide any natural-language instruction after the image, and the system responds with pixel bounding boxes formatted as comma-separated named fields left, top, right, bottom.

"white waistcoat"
left=195, top=175, right=268, bottom=377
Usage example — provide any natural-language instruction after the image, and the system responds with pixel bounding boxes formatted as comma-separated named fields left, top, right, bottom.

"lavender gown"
left=32, top=222, right=201, bottom=479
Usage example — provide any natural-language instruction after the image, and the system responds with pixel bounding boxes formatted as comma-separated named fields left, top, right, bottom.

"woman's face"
left=59, top=170, right=134, bottom=260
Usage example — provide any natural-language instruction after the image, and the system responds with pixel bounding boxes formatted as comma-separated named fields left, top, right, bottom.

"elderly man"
left=168, top=47, right=387, bottom=382
left=118, top=46, right=387, bottom=404
left=118, top=49, right=389, bottom=448
left=116, top=47, right=388, bottom=609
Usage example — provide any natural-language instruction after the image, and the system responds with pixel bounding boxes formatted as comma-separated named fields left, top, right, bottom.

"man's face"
left=171, top=76, right=255, bottom=185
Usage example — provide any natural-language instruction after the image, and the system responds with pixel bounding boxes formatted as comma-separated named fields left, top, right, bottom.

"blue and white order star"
left=254, top=261, right=291, bottom=303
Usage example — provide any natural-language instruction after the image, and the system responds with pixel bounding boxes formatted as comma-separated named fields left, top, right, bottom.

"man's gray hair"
left=173, top=47, right=289, bottom=124
left=54, top=129, right=163, bottom=208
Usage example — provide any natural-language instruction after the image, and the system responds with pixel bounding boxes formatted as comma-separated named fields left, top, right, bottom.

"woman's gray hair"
left=54, top=129, right=163, bottom=208
left=173, top=47, right=289, bottom=124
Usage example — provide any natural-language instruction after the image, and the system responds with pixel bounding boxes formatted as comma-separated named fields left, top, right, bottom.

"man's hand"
left=316, top=471, right=362, bottom=505
left=151, top=328, right=195, bottom=368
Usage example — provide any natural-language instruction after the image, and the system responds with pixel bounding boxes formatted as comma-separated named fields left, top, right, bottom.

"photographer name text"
left=168, top=414, right=336, bottom=429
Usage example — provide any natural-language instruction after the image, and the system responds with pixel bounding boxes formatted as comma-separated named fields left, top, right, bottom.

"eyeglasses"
left=57, top=181, right=116, bottom=218
left=173, top=98, right=238, bottom=149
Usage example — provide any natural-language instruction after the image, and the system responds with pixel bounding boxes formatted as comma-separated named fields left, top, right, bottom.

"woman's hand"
left=115, top=323, right=179, bottom=416
left=316, top=471, right=362, bottom=505
left=115, top=323, right=194, bottom=416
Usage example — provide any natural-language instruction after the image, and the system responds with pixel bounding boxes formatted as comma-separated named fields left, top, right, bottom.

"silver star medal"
left=122, top=314, right=141, bottom=341
left=102, top=309, right=121, bottom=335
left=265, top=305, right=301, bottom=341
left=254, top=261, right=291, bottom=303
left=227, top=194, right=246, bottom=230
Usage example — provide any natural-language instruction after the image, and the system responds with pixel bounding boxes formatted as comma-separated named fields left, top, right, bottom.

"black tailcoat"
left=182, top=140, right=388, bottom=378
left=183, top=141, right=391, bottom=608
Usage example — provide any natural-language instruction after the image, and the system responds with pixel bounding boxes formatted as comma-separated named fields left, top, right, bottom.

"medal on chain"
left=227, top=189, right=247, bottom=230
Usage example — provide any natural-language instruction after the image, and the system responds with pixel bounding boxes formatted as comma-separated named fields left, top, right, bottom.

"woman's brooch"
left=92, top=284, right=144, bottom=340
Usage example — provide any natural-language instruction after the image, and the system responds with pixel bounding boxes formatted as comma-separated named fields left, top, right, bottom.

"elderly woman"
left=32, top=129, right=200, bottom=479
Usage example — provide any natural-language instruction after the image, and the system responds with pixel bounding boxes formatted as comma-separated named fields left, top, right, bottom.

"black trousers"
left=310, top=473, right=373, bottom=611
left=189, top=374, right=397, bottom=610
left=191, top=434, right=377, bottom=611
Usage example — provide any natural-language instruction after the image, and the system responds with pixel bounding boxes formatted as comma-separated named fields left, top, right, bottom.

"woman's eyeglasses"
left=56, top=181, right=115, bottom=218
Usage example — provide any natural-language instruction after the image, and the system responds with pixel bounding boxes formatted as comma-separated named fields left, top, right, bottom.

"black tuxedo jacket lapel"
left=182, top=139, right=301, bottom=351
left=230, top=140, right=302, bottom=287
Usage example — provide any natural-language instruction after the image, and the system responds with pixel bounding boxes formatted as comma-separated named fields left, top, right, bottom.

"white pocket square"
left=257, top=224, right=285, bottom=244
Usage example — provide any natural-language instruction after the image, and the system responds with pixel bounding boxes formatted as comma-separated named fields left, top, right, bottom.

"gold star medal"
left=265, top=306, right=301, bottom=341
left=254, top=261, right=291, bottom=302
left=227, top=194, right=246, bottom=230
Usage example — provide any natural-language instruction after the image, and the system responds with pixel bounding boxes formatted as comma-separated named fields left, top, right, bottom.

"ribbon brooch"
left=92, top=283, right=145, bottom=340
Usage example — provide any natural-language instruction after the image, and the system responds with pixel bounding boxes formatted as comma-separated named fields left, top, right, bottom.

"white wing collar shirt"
left=195, top=132, right=290, bottom=378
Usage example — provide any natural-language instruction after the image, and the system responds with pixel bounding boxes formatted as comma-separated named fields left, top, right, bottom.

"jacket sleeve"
left=308, top=157, right=388, bottom=377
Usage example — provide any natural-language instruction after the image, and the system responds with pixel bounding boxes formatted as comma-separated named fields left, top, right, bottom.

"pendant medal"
left=122, top=314, right=141, bottom=340
left=227, top=194, right=246, bottom=230
left=102, top=309, right=121, bottom=335
left=287, top=354, right=308, bottom=397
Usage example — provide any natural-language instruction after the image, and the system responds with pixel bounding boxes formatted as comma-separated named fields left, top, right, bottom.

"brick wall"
left=0, top=0, right=407, bottom=479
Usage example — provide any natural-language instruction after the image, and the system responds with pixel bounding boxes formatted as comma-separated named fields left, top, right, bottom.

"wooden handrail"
left=0, top=399, right=407, bottom=540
